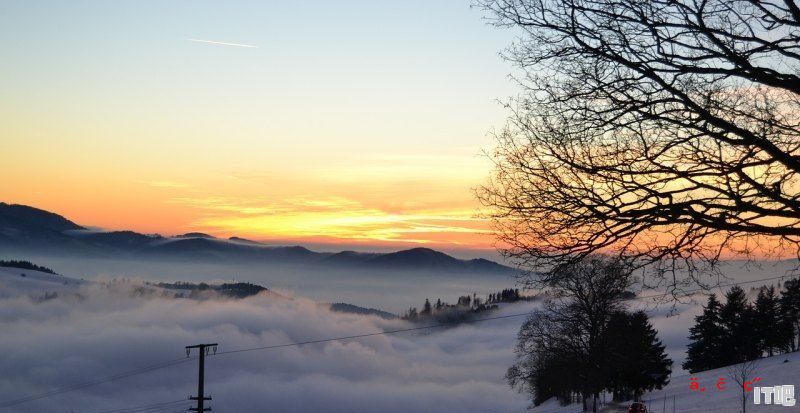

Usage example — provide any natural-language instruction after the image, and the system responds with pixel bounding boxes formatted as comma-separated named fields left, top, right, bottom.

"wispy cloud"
left=186, top=38, right=258, bottom=48
left=170, top=196, right=287, bottom=215
left=171, top=195, right=490, bottom=245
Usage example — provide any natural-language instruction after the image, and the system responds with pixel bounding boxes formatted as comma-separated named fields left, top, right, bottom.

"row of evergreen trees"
left=402, top=288, right=524, bottom=322
left=0, top=259, right=57, bottom=275
left=683, top=279, right=800, bottom=373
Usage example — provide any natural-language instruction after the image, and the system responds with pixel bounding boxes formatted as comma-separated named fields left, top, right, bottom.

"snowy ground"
left=0, top=266, right=86, bottom=297
left=525, top=285, right=800, bottom=413
left=529, top=352, right=800, bottom=413
left=641, top=351, right=800, bottom=413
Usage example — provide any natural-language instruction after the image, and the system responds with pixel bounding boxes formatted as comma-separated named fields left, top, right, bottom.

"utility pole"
left=186, top=343, right=218, bottom=412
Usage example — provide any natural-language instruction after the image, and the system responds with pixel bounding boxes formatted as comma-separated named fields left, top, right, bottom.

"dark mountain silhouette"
left=144, top=237, right=243, bottom=259
left=0, top=202, right=516, bottom=274
left=142, top=237, right=318, bottom=262
left=365, top=248, right=512, bottom=273
left=77, top=231, right=163, bottom=250
left=177, top=232, right=215, bottom=238
left=0, top=202, right=85, bottom=247
left=370, top=247, right=462, bottom=269
left=323, top=250, right=382, bottom=266
left=321, top=248, right=511, bottom=273
left=0, top=203, right=84, bottom=233
left=228, top=236, right=261, bottom=244
left=328, top=303, right=397, bottom=319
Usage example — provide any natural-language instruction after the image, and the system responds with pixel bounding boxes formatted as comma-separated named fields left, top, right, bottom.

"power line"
left=0, top=273, right=795, bottom=410
left=0, top=357, right=194, bottom=409
left=87, top=399, right=189, bottom=413
left=212, top=311, right=532, bottom=357
left=633, top=274, right=793, bottom=301
left=212, top=273, right=797, bottom=357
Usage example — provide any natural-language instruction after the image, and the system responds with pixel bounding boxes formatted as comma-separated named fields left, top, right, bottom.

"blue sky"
left=0, top=0, right=518, bottom=251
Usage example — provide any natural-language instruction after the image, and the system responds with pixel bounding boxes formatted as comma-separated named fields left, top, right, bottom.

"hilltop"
left=0, top=202, right=516, bottom=274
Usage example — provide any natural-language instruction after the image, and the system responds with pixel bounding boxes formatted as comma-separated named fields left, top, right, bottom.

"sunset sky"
left=0, top=1, right=516, bottom=252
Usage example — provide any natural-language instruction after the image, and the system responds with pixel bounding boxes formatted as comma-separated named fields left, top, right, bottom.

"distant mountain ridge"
left=0, top=202, right=516, bottom=274
left=0, top=202, right=85, bottom=247
left=328, top=303, right=397, bottom=319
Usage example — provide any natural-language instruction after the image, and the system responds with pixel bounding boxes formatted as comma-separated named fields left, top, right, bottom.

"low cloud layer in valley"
left=0, top=273, right=534, bottom=413
left=0, top=261, right=767, bottom=413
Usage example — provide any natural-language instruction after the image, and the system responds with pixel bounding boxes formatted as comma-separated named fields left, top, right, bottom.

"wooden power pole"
left=186, top=343, right=218, bottom=412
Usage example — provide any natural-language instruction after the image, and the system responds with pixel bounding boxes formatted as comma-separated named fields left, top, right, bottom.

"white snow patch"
left=0, top=266, right=85, bottom=297
left=529, top=352, right=800, bottom=413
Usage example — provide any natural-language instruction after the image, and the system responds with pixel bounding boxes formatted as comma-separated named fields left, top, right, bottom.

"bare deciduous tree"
left=475, top=0, right=800, bottom=291
left=508, top=256, right=633, bottom=412
left=727, top=359, right=759, bottom=413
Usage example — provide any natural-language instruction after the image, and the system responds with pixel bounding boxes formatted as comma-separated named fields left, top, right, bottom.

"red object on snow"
left=627, top=402, right=648, bottom=413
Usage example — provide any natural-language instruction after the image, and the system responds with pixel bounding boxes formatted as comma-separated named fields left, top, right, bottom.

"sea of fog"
left=19, top=254, right=800, bottom=314
left=17, top=253, right=524, bottom=314
left=1, top=255, right=798, bottom=412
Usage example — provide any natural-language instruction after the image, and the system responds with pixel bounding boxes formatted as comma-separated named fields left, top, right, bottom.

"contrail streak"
left=186, top=38, right=258, bottom=48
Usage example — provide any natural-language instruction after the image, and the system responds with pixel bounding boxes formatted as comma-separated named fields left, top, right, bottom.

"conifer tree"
left=781, top=279, right=800, bottom=352
left=754, top=286, right=786, bottom=356
left=600, top=311, right=672, bottom=401
left=421, top=298, right=432, bottom=316
left=625, top=312, right=672, bottom=400
left=683, top=294, right=724, bottom=372
left=719, top=286, right=761, bottom=364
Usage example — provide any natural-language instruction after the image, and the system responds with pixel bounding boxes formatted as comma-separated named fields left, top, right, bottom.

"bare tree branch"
left=476, top=0, right=800, bottom=291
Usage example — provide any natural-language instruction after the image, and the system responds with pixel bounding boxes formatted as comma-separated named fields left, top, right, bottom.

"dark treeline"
left=506, top=257, right=671, bottom=413
left=0, top=259, right=58, bottom=275
left=510, top=308, right=671, bottom=408
left=401, top=288, right=527, bottom=323
left=154, top=281, right=269, bottom=299
left=684, top=280, right=800, bottom=373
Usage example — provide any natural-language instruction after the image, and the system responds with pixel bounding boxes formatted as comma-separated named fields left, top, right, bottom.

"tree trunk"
left=742, top=388, right=747, bottom=413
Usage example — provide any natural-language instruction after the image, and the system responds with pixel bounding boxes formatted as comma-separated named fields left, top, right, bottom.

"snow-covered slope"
left=530, top=352, right=800, bottom=413
left=641, top=351, right=800, bottom=413
left=0, top=266, right=85, bottom=297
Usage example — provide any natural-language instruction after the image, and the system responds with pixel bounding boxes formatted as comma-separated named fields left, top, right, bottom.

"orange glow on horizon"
left=0, top=154, right=498, bottom=250
left=0, top=2, right=513, bottom=253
